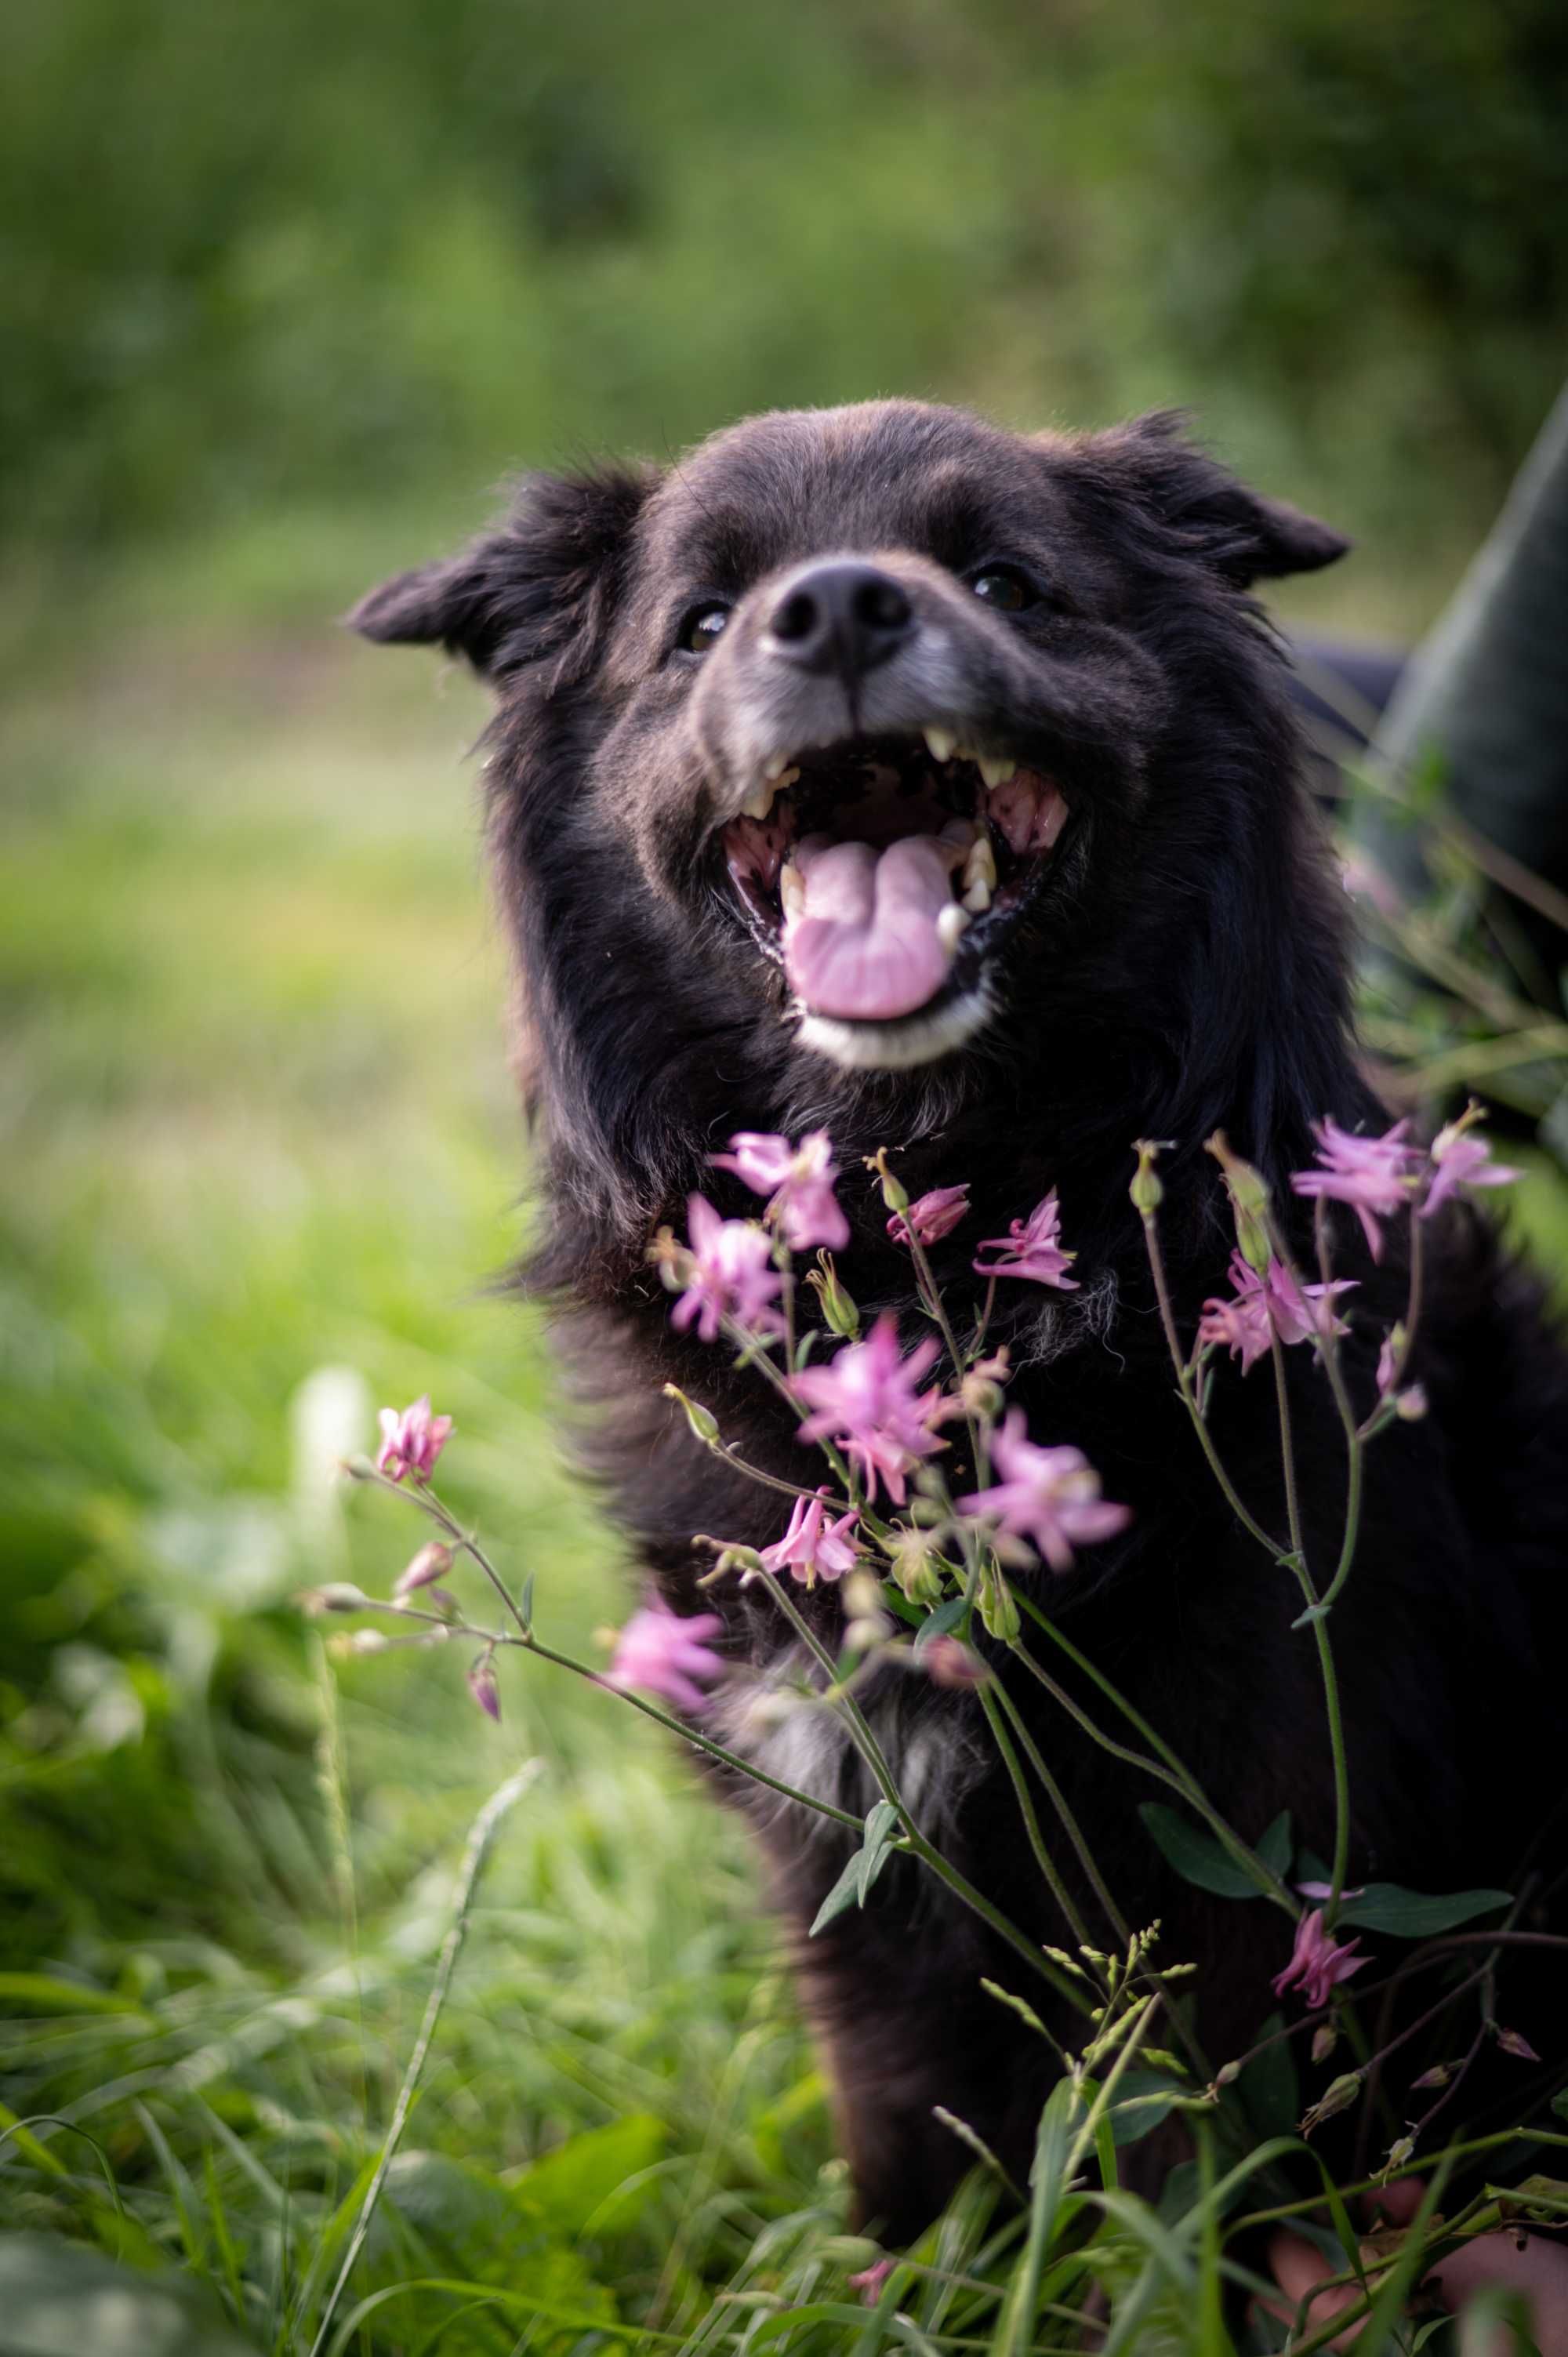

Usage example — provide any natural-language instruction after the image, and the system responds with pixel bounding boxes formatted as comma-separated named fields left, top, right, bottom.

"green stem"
left=990, top=1680, right=1131, bottom=1947
left=979, top=1684, right=1093, bottom=1948
left=1139, top=1212, right=1278, bottom=1554
left=1012, top=1600, right=1294, bottom=1912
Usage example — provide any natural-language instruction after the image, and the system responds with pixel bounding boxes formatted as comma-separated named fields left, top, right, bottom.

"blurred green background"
left=3, top=3, right=1568, bottom=2347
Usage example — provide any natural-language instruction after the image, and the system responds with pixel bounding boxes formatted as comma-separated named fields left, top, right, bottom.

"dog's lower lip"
left=714, top=732, right=1069, bottom=1028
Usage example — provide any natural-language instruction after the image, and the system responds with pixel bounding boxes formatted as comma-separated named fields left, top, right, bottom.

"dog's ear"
left=347, top=463, right=659, bottom=687
left=1095, top=412, right=1350, bottom=585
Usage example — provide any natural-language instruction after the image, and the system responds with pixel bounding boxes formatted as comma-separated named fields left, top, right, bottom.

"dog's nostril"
left=853, top=578, right=911, bottom=633
left=771, top=589, right=819, bottom=644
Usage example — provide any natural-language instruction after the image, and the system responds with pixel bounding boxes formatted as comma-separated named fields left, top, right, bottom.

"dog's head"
left=353, top=402, right=1348, bottom=1240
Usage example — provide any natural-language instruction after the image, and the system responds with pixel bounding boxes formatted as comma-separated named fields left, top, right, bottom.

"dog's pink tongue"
left=784, top=835, right=956, bottom=1020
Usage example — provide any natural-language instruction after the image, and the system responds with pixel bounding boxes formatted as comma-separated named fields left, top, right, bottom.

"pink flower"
left=887, top=1183, right=971, bottom=1248
left=1421, top=1125, right=1519, bottom=1219
left=1290, top=1117, right=1420, bottom=1259
left=849, top=2260, right=895, bottom=2306
left=605, top=1599, right=727, bottom=1715
left=1272, top=1908, right=1367, bottom=2010
left=791, top=1313, right=944, bottom=1505
left=957, top=1408, right=1131, bottom=1573
left=759, top=1487, right=862, bottom=1584
left=972, top=1189, right=1079, bottom=1288
left=670, top=1194, right=784, bottom=1342
left=466, top=1654, right=500, bottom=1722
left=1197, top=1251, right=1356, bottom=1374
left=711, top=1129, right=850, bottom=1251
left=921, top=1636, right=989, bottom=1688
left=376, top=1395, right=454, bottom=1484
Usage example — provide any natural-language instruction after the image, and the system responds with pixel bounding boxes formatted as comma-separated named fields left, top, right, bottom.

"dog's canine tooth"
left=978, top=754, right=1015, bottom=791
left=923, top=725, right=956, bottom=764
left=779, top=861, right=807, bottom=921
left=740, top=780, right=778, bottom=822
left=962, top=878, right=993, bottom=913
left=964, top=834, right=997, bottom=895
left=935, top=902, right=970, bottom=952
left=763, top=752, right=793, bottom=783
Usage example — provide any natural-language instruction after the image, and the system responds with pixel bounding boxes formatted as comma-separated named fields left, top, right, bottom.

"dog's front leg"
left=787, top=1882, right=1058, bottom=2243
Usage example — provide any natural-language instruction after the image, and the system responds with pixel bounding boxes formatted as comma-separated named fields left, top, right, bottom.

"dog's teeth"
left=963, top=834, right=997, bottom=895
left=978, top=755, right=1016, bottom=792
left=779, top=861, right=806, bottom=921
left=740, top=780, right=777, bottom=822
left=763, top=752, right=795, bottom=783
left=924, top=725, right=956, bottom=764
left=935, top=902, right=970, bottom=953
left=962, top=878, right=993, bottom=913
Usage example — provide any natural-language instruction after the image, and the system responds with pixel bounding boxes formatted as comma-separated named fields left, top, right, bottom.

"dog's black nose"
left=766, top=562, right=914, bottom=680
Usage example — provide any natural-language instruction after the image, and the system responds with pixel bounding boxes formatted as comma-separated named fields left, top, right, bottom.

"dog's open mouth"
left=717, top=731, right=1069, bottom=1060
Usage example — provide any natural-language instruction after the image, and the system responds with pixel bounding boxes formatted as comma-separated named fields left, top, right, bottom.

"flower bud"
left=1301, top=2072, right=1363, bottom=2135
left=805, top=1251, right=861, bottom=1338
left=394, top=1542, right=455, bottom=1600
left=1381, top=2136, right=1417, bottom=2177
left=978, top=1562, right=1020, bottom=1644
left=1130, top=1139, right=1167, bottom=1217
left=1204, top=1131, right=1272, bottom=1273
left=1212, top=2060, right=1241, bottom=2088
left=921, top=1635, right=988, bottom=1688
left=466, top=1653, right=501, bottom=1722
left=1311, top=2023, right=1338, bottom=2066
left=663, top=1383, right=720, bottom=1446
left=1497, top=2027, right=1541, bottom=2061
left=882, top=1526, right=948, bottom=1607
left=865, top=1146, right=909, bottom=1214
left=1395, top=1384, right=1428, bottom=1421
left=1410, top=2061, right=1452, bottom=2090
left=299, top=1582, right=371, bottom=1616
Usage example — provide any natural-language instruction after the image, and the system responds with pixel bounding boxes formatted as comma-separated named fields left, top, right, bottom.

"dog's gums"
left=719, top=734, right=1069, bottom=1048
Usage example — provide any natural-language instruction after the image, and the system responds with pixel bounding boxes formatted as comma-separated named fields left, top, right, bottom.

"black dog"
left=354, top=402, right=1567, bottom=2241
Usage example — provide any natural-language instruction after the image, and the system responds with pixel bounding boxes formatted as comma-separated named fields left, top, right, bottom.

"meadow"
left=5, top=2, right=1568, bottom=2344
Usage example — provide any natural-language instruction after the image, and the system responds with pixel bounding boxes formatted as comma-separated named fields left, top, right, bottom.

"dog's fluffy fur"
left=355, top=402, right=1568, bottom=2240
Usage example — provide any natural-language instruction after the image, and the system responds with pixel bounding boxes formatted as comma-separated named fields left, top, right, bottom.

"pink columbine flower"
left=887, top=1183, right=971, bottom=1248
left=1290, top=1117, right=1420, bottom=1259
left=1421, top=1124, right=1519, bottom=1219
left=466, top=1654, right=500, bottom=1722
left=849, top=2260, right=895, bottom=2306
left=1197, top=1251, right=1356, bottom=1375
left=1272, top=1908, right=1367, bottom=2010
left=711, top=1129, right=850, bottom=1252
left=605, top=1599, right=727, bottom=1715
left=921, top=1636, right=989, bottom=1688
left=376, top=1395, right=454, bottom=1484
left=791, top=1313, right=944, bottom=1505
left=1375, top=1331, right=1428, bottom=1418
left=759, top=1487, right=862, bottom=1584
left=671, top=1194, right=784, bottom=1343
left=972, top=1189, right=1079, bottom=1289
left=957, top=1408, right=1131, bottom=1573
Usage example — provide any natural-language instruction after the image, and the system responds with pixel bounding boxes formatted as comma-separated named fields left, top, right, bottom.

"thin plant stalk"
left=304, top=1763, right=539, bottom=2357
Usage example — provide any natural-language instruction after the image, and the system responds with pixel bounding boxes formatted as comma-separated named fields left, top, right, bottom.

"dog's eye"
left=970, top=566, right=1036, bottom=614
left=678, top=602, right=731, bottom=656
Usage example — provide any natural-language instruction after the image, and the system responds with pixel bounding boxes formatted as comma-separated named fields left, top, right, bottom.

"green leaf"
left=510, top=2114, right=667, bottom=2238
left=857, top=1801, right=899, bottom=1905
left=1106, top=2072, right=1185, bottom=2147
left=1239, top=2010, right=1299, bottom=2141
left=1334, top=1883, right=1512, bottom=1937
left=1257, top=1811, right=1294, bottom=1876
left=810, top=1803, right=902, bottom=1935
left=1138, top=1803, right=1265, bottom=1899
left=0, top=2233, right=262, bottom=2355
left=912, top=1595, right=967, bottom=1653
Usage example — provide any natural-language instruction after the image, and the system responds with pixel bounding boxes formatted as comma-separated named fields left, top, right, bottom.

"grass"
left=0, top=614, right=853, bottom=2350
left=3, top=583, right=1566, bottom=2355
